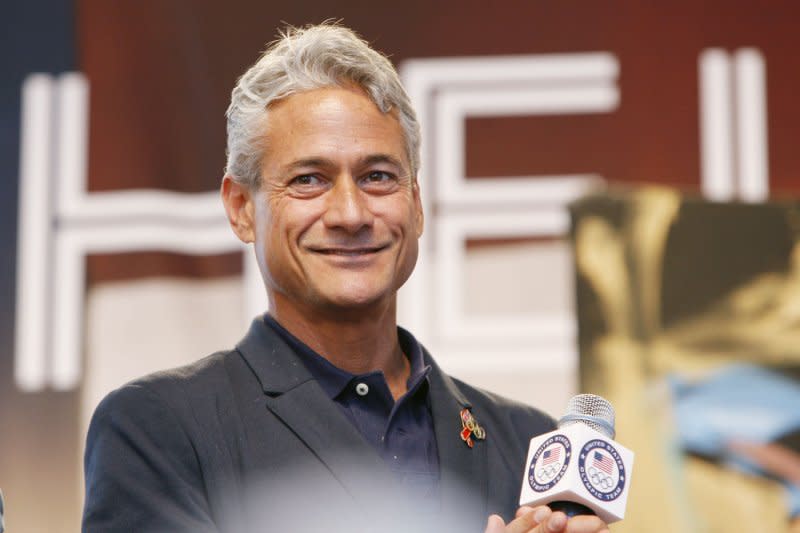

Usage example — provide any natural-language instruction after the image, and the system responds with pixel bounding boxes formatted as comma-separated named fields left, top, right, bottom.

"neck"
left=269, top=294, right=410, bottom=400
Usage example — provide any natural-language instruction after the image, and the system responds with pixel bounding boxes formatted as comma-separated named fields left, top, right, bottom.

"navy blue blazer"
left=82, top=316, right=555, bottom=532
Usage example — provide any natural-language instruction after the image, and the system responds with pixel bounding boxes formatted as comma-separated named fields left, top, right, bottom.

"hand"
left=727, top=440, right=800, bottom=484
left=484, top=506, right=610, bottom=533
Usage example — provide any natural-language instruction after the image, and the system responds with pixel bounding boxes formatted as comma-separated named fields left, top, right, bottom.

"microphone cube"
left=519, top=423, right=634, bottom=524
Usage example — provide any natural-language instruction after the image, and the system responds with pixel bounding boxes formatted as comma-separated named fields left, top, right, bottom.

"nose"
left=322, top=176, right=374, bottom=232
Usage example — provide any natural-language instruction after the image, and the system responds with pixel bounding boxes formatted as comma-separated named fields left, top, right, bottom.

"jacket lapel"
left=427, top=355, right=489, bottom=528
left=235, top=316, right=396, bottom=508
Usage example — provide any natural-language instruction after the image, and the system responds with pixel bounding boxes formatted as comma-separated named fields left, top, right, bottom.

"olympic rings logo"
left=587, top=466, right=615, bottom=490
left=535, top=462, right=562, bottom=482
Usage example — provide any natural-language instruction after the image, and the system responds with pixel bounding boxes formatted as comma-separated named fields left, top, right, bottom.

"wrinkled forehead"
left=259, top=86, right=410, bottom=173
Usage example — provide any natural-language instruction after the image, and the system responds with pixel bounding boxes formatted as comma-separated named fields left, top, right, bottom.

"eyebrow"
left=283, top=157, right=332, bottom=172
left=361, top=154, right=406, bottom=169
left=283, top=153, right=407, bottom=174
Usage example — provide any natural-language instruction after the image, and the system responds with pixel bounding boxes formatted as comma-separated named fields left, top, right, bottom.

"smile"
left=310, top=245, right=388, bottom=256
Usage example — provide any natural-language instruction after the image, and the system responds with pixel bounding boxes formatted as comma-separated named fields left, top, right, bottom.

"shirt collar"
left=263, top=314, right=430, bottom=400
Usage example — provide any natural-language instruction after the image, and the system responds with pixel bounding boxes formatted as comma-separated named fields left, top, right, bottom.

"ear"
left=412, top=178, right=424, bottom=238
left=221, top=175, right=255, bottom=243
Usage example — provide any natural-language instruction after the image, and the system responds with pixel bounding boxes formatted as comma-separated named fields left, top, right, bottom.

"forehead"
left=261, top=86, right=408, bottom=170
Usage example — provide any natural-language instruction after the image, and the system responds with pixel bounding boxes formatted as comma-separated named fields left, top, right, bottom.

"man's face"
left=229, top=85, right=423, bottom=315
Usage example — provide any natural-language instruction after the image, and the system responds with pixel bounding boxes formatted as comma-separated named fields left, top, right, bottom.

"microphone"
left=519, top=394, right=634, bottom=524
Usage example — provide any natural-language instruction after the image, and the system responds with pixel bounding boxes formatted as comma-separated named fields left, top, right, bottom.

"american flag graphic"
left=542, top=446, right=561, bottom=465
left=593, top=451, right=614, bottom=474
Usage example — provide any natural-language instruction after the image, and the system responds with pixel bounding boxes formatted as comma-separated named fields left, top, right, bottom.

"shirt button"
left=355, top=382, right=369, bottom=396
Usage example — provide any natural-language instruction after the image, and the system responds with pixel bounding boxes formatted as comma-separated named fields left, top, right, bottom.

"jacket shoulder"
left=131, top=348, right=237, bottom=388
left=83, top=349, right=256, bottom=532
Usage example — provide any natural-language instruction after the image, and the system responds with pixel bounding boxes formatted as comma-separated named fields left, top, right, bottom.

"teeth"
left=332, top=249, right=372, bottom=255
left=312, top=246, right=384, bottom=255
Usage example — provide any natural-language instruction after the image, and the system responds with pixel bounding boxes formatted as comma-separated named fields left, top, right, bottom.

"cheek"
left=383, top=204, right=421, bottom=262
left=252, top=203, right=289, bottom=274
left=389, top=203, right=421, bottom=238
left=263, top=201, right=323, bottom=251
left=405, top=222, right=420, bottom=257
left=395, top=227, right=419, bottom=289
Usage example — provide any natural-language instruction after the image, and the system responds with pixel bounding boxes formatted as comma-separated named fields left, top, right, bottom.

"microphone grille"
left=558, top=394, right=615, bottom=439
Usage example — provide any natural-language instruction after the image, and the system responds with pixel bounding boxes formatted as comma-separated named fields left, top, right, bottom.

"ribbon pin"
left=459, top=408, right=486, bottom=448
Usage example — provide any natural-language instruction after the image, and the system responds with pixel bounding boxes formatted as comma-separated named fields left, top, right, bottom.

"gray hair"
left=224, top=23, right=420, bottom=188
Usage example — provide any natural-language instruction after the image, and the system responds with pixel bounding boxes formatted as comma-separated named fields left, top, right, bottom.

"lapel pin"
left=459, top=408, right=486, bottom=448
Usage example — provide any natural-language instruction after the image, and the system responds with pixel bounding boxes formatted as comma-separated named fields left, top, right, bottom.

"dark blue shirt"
left=263, top=315, right=440, bottom=503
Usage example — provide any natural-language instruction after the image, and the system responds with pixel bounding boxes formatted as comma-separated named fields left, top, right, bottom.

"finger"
left=508, top=509, right=567, bottom=533
left=564, top=514, right=610, bottom=533
left=484, top=514, right=506, bottom=533
left=515, top=506, right=539, bottom=519
left=516, top=505, right=558, bottom=529
left=503, top=508, right=540, bottom=533
left=538, top=511, right=568, bottom=532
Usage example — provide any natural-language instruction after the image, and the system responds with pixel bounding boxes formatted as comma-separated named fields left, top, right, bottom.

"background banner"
left=3, top=2, right=800, bottom=530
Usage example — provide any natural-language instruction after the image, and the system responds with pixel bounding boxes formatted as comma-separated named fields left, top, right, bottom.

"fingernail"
left=534, top=507, right=549, bottom=522
left=548, top=512, right=567, bottom=531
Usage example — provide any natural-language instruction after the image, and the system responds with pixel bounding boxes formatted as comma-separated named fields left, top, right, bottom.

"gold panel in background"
left=571, top=187, right=800, bottom=532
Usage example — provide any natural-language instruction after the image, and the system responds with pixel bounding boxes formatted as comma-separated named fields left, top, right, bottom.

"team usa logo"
left=528, top=434, right=571, bottom=492
left=578, top=440, right=626, bottom=501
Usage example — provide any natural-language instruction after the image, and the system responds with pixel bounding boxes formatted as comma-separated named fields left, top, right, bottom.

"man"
left=82, top=23, right=610, bottom=533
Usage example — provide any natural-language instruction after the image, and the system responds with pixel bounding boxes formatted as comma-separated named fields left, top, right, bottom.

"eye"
left=285, top=173, right=329, bottom=198
left=290, top=174, right=322, bottom=187
left=360, top=170, right=399, bottom=193
left=364, top=170, right=393, bottom=183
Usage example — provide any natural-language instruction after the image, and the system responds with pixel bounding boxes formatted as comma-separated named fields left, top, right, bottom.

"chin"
left=315, top=283, right=393, bottom=311
left=323, top=292, right=385, bottom=310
